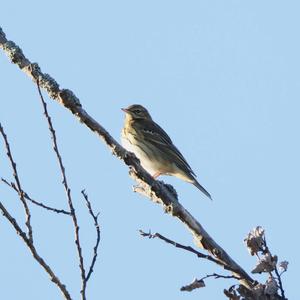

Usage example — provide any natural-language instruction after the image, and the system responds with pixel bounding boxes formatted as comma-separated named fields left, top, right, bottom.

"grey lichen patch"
left=23, top=63, right=41, bottom=81
left=164, top=183, right=178, bottom=200
left=40, top=73, right=60, bottom=99
left=58, top=89, right=82, bottom=109
left=0, top=27, right=7, bottom=44
left=3, top=41, right=29, bottom=68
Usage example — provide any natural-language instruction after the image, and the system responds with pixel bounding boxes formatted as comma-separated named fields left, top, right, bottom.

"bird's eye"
left=135, top=109, right=141, bottom=114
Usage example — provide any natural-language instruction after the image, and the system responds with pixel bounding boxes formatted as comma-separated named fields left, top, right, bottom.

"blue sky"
left=0, top=1, right=298, bottom=299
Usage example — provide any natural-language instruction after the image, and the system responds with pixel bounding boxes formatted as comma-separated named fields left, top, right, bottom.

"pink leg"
left=152, top=172, right=162, bottom=179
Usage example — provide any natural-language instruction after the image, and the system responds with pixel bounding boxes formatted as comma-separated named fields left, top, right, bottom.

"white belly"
left=121, top=133, right=161, bottom=175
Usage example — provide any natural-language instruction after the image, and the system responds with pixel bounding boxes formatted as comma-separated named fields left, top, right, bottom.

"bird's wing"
left=133, top=119, right=196, bottom=177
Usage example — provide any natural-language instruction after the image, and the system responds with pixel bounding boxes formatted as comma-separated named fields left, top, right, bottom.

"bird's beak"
left=121, top=108, right=129, bottom=113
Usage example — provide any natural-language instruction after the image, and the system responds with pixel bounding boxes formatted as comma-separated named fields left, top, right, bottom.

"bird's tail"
left=192, top=179, right=212, bottom=200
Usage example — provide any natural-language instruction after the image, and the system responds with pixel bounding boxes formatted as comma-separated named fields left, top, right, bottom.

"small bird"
left=121, top=104, right=211, bottom=199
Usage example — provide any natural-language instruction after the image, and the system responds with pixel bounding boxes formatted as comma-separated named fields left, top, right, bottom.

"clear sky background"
left=0, top=1, right=298, bottom=299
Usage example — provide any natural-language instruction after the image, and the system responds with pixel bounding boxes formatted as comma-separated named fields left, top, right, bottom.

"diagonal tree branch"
left=0, top=26, right=255, bottom=291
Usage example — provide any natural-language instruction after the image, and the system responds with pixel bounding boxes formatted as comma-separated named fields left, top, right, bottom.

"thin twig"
left=139, top=230, right=241, bottom=275
left=0, top=122, right=33, bottom=242
left=1, top=178, right=71, bottom=215
left=36, top=80, right=87, bottom=300
left=201, top=273, right=240, bottom=281
left=274, top=267, right=286, bottom=299
left=81, top=190, right=100, bottom=283
left=180, top=273, right=239, bottom=292
left=0, top=201, right=72, bottom=300
left=263, top=235, right=286, bottom=299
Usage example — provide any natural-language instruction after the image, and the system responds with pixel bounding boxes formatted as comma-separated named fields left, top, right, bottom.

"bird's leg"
left=152, top=172, right=162, bottom=179
left=133, top=172, right=162, bottom=193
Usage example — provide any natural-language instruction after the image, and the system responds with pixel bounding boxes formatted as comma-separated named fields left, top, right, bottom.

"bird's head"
left=121, top=104, right=152, bottom=120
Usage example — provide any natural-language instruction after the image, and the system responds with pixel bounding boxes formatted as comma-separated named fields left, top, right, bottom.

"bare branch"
left=36, top=80, right=86, bottom=300
left=202, top=273, right=240, bottom=281
left=1, top=26, right=260, bottom=291
left=264, top=240, right=286, bottom=299
left=81, top=190, right=101, bottom=283
left=0, top=122, right=33, bottom=242
left=1, top=178, right=71, bottom=215
left=0, top=201, right=72, bottom=300
left=264, top=239, right=286, bottom=299
left=139, top=230, right=234, bottom=271
left=181, top=273, right=239, bottom=292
